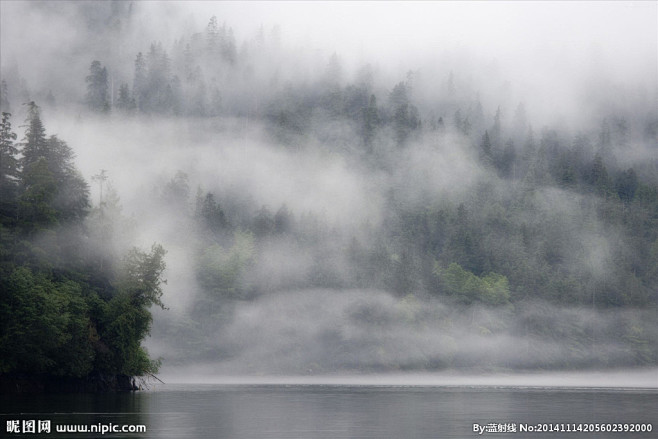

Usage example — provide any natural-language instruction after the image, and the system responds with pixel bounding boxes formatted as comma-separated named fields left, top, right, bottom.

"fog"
left=160, top=367, right=658, bottom=389
left=1, top=1, right=657, bottom=378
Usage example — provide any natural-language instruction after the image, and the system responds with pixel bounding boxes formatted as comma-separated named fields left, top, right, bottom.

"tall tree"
left=115, top=83, right=135, bottom=113
left=363, top=94, right=379, bottom=149
left=588, top=153, right=612, bottom=197
left=0, top=112, right=19, bottom=223
left=18, top=104, right=89, bottom=229
left=206, top=16, right=220, bottom=55
left=0, top=80, right=10, bottom=113
left=133, top=52, right=147, bottom=112
left=480, top=130, right=493, bottom=166
left=20, top=102, right=48, bottom=169
left=85, top=60, right=110, bottom=113
left=0, top=112, right=19, bottom=184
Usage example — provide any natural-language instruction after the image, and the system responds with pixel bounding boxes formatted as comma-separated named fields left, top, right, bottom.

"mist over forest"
left=1, top=1, right=657, bottom=379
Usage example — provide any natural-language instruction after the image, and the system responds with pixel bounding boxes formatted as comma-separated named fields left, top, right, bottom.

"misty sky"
left=2, top=1, right=656, bottom=79
left=2, top=1, right=656, bottom=131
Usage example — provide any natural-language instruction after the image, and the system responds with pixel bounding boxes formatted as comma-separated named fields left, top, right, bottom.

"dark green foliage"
left=18, top=158, right=58, bottom=231
left=96, top=245, right=166, bottom=375
left=20, top=102, right=48, bottom=168
left=0, top=107, right=165, bottom=383
left=0, top=267, right=94, bottom=377
left=18, top=106, right=90, bottom=231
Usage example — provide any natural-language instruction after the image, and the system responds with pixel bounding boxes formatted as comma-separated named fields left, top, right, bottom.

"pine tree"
left=480, top=130, right=493, bottom=166
left=133, top=52, right=146, bottom=112
left=363, top=94, right=379, bottom=148
left=0, top=80, right=11, bottom=113
left=0, top=112, right=19, bottom=223
left=223, top=28, right=237, bottom=64
left=589, top=153, right=612, bottom=197
left=0, top=112, right=19, bottom=183
left=85, top=61, right=110, bottom=113
left=116, top=83, right=135, bottom=113
left=18, top=104, right=89, bottom=229
left=20, top=102, right=48, bottom=169
left=491, top=106, right=502, bottom=145
left=206, top=16, right=219, bottom=55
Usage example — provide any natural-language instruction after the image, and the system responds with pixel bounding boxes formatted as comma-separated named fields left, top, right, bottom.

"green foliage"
left=98, top=293, right=156, bottom=376
left=1, top=112, right=20, bottom=225
left=435, top=262, right=510, bottom=306
left=18, top=158, right=58, bottom=231
left=0, top=267, right=94, bottom=377
left=0, top=109, right=165, bottom=383
left=0, top=112, right=19, bottom=183
left=197, top=230, right=254, bottom=299
left=118, top=244, right=167, bottom=310
left=20, top=102, right=48, bottom=168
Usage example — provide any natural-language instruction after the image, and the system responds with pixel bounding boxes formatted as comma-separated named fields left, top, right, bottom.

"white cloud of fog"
left=2, top=1, right=656, bottom=375
left=148, top=288, right=657, bottom=375
left=48, top=116, right=384, bottom=227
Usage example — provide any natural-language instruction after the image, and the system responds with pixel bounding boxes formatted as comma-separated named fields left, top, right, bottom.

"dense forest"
left=0, top=104, right=166, bottom=390
left=1, top=1, right=657, bottom=380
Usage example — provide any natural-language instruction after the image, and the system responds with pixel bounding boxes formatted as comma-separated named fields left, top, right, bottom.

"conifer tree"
left=133, top=52, right=147, bottom=112
left=0, top=112, right=19, bottom=184
left=0, top=112, right=19, bottom=223
left=20, top=102, right=48, bottom=169
left=0, top=80, right=10, bottom=113
left=85, top=60, right=110, bottom=113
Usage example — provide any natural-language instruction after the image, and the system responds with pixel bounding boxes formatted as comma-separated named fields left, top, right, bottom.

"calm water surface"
left=2, top=382, right=657, bottom=438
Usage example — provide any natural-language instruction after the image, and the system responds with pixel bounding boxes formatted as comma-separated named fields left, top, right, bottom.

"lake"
left=2, top=373, right=657, bottom=438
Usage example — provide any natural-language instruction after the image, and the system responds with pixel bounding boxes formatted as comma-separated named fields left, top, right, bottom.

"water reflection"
left=141, top=385, right=657, bottom=439
left=3, top=384, right=657, bottom=438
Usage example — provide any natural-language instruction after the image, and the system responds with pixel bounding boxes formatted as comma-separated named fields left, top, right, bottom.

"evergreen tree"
left=491, top=106, right=502, bottom=145
left=1, top=80, right=11, bottom=113
left=133, top=52, right=147, bottom=112
left=206, top=16, right=220, bottom=55
left=195, top=192, right=227, bottom=236
left=0, top=112, right=19, bottom=184
left=45, top=135, right=90, bottom=223
left=18, top=104, right=89, bottom=229
left=615, top=168, right=639, bottom=203
left=18, top=157, right=58, bottom=231
left=116, top=83, right=135, bottom=113
left=20, top=102, right=48, bottom=169
left=223, top=28, right=237, bottom=64
left=480, top=130, right=493, bottom=166
left=363, top=94, right=379, bottom=148
left=0, top=112, right=19, bottom=224
left=588, top=153, right=612, bottom=197
left=85, top=60, right=110, bottom=113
